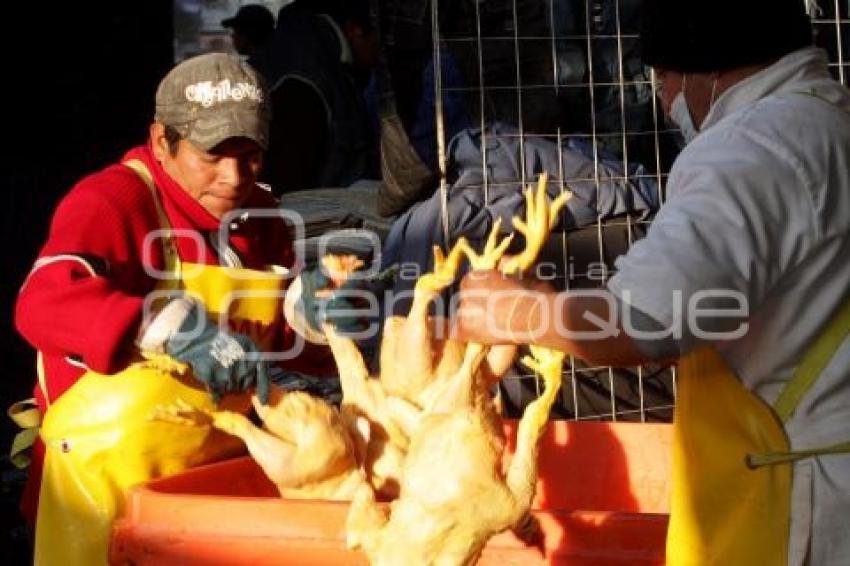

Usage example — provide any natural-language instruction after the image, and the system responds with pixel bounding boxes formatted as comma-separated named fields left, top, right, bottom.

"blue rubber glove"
left=299, top=268, right=364, bottom=335
left=299, top=264, right=398, bottom=336
left=163, top=301, right=271, bottom=405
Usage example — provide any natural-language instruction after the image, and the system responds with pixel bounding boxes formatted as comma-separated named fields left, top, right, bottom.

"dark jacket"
left=262, top=10, right=372, bottom=193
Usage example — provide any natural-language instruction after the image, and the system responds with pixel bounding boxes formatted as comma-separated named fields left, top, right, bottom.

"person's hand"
left=453, top=270, right=554, bottom=345
left=139, top=296, right=271, bottom=404
left=288, top=257, right=398, bottom=342
left=299, top=266, right=366, bottom=335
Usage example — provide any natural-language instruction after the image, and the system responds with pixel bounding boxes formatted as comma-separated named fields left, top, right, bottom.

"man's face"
left=154, top=127, right=264, bottom=219
left=654, top=67, right=718, bottom=128
left=653, top=67, right=684, bottom=116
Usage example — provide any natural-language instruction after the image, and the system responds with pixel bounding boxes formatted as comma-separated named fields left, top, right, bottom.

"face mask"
left=668, top=75, right=699, bottom=144
left=666, top=74, right=720, bottom=145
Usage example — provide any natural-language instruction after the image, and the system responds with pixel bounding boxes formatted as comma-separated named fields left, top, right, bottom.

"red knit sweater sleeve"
left=15, top=166, right=160, bottom=374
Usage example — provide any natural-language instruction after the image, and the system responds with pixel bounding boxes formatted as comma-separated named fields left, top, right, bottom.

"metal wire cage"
left=422, top=0, right=849, bottom=422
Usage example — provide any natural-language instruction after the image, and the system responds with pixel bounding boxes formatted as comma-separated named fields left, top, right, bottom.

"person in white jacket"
left=454, top=0, right=850, bottom=564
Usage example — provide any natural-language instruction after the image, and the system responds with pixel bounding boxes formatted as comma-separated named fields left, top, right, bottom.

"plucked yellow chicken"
left=260, top=180, right=566, bottom=499
left=322, top=224, right=519, bottom=499
left=151, top=389, right=366, bottom=500
left=343, top=342, right=565, bottom=565
left=337, top=174, right=572, bottom=565
left=381, top=175, right=569, bottom=440
left=323, top=227, right=526, bottom=497
left=378, top=231, right=518, bottom=409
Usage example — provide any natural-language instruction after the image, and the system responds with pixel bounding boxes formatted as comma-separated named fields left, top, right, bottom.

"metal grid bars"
left=810, top=1, right=849, bottom=83
left=425, top=0, right=848, bottom=422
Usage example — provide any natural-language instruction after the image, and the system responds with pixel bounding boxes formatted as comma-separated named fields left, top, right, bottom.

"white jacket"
left=609, top=47, right=850, bottom=565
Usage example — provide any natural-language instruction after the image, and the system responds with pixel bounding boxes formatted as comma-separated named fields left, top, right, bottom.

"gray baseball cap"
left=155, top=53, right=271, bottom=151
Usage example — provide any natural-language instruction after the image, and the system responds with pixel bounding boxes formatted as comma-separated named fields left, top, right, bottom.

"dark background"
left=0, top=2, right=174, bottom=561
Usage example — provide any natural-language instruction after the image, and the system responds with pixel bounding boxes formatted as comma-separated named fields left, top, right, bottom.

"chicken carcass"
left=325, top=226, right=519, bottom=497
left=152, top=390, right=366, bottom=500
left=339, top=175, right=572, bottom=565
left=326, top=227, right=521, bottom=497
left=344, top=346, right=565, bottom=566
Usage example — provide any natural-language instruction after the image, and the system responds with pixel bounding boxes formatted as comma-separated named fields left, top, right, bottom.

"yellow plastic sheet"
left=35, top=361, right=241, bottom=565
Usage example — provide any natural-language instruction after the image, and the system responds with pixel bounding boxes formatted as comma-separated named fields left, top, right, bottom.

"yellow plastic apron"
left=34, top=160, right=288, bottom=566
left=667, top=296, right=850, bottom=565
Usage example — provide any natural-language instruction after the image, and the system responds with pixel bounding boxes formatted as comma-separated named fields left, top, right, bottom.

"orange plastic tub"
left=110, top=421, right=672, bottom=565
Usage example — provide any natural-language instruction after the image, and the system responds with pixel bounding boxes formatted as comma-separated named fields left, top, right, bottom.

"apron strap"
left=748, top=296, right=850, bottom=467
left=774, top=296, right=850, bottom=422
left=37, top=350, right=49, bottom=408
left=123, top=159, right=182, bottom=288
left=748, top=441, right=850, bottom=468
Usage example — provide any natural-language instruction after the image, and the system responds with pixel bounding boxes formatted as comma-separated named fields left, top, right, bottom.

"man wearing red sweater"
left=14, top=53, right=342, bottom=564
